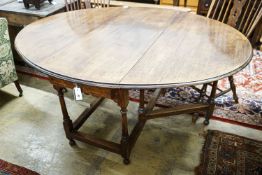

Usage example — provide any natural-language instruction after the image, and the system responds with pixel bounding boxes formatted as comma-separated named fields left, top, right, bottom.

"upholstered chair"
left=0, top=18, right=23, bottom=97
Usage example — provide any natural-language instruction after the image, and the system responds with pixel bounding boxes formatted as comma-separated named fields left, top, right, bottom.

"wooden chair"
left=64, top=0, right=91, bottom=11
left=90, top=0, right=110, bottom=8
left=64, top=0, right=110, bottom=11
left=195, top=0, right=262, bottom=103
left=208, top=0, right=262, bottom=37
left=0, top=18, right=23, bottom=97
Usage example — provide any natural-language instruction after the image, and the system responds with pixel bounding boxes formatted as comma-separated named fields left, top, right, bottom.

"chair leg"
left=228, top=76, right=238, bottom=103
left=14, top=80, right=23, bottom=97
left=204, top=81, right=218, bottom=125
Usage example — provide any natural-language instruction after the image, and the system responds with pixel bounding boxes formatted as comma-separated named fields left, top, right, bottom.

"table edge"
left=14, top=8, right=254, bottom=89
left=15, top=46, right=253, bottom=89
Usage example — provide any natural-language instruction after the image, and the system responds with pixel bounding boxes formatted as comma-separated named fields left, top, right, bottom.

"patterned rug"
left=196, top=130, right=262, bottom=175
left=0, top=159, right=39, bottom=175
left=129, top=50, right=262, bottom=130
left=16, top=50, right=262, bottom=130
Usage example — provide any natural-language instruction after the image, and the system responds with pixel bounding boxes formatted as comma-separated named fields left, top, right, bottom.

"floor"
left=0, top=74, right=261, bottom=175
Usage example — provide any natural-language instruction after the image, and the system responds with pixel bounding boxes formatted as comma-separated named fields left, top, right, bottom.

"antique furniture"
left=65, top=0, right=110, bottom=9
left=0, top=0, right=65, bottom=63
left=0, top=18, right=22, bottom=96
left=23, top=0, right=53, bottom=10
left=64, top=0, right=91, bottom=11
left=90, top=0, right=110, bottom=8
left=15, top=7, right=252, bottom=164
left=197, top=0, right=211, bottom=16
left=195, top=0, right=262, bottom=103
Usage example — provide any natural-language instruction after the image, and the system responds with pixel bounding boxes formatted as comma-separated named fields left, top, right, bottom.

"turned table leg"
left=204, top=81, right=218, bottom=125
left=54, top=85, right=76, bottom=146
left=117, top=90, right=130, bottom=164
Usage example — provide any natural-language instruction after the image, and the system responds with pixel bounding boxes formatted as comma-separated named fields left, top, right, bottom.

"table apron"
left=49, top=76, right=124, bottom=101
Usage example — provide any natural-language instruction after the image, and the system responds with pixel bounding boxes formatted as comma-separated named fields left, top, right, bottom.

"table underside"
left=49, top=76, right=218, bottom=164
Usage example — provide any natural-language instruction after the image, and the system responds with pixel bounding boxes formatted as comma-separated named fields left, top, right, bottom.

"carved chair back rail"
left=91, top=0, right=110, bottom=8
left=64, top=0, right=110, bottom=11
left=65, top=0, right=91, bottom=11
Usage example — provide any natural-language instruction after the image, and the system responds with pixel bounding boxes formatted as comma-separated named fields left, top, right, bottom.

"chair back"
left=207, top=0, right=262, bottom=37
left=91, top=0, right=110, bottom=8
left=64, top=0, right=91, bottom=11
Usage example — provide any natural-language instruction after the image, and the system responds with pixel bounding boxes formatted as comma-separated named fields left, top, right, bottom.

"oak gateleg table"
left=15, top=7, right=252, bottom=164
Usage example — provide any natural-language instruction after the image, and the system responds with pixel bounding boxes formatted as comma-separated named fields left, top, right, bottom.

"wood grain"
left=15, top=7, right=253, bottom=89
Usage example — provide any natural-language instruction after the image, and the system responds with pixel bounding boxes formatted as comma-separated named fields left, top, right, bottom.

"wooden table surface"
left=15, top=7, right=253, bottom=89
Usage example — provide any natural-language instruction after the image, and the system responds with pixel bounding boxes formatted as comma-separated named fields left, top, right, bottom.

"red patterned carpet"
left=17, top=50, right=262, bottom=130
left=0, top=159, right=39, bottom=175
left=213, top=50, right=261, bottom=129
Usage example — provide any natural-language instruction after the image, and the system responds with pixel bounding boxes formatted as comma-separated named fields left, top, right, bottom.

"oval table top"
left=15, top=7, right=253, bottom=89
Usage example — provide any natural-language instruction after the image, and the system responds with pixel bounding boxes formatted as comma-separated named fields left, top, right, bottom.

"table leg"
left=138, top=89, right=145, bottom=119
left=204, top=81, right=218, bottom=125
left=53, top=85, right=76, bottom=146
left=116, top=90, right=130, bottom=164
left=228, top=76, right=238, bottom=103
left=50, top=77, right=149, bottom=164
left=192, top=83, right=208, bottom=123
left=125, top=90, right=147, bottom=162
